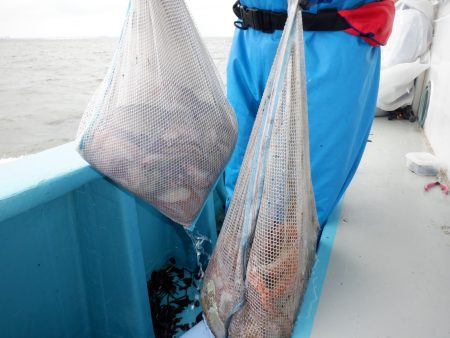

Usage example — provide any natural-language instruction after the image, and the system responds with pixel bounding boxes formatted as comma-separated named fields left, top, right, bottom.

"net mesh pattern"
left=76, top=0, right=237, bottom=227
left=202, top=1, right=319, bottom=337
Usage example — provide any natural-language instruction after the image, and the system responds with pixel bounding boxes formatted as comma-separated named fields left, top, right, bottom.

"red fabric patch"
left=339, top=0, right=395, bottom=46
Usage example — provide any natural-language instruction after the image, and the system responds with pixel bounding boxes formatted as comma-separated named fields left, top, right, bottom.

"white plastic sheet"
left=377, top=0, right=434, bottom=112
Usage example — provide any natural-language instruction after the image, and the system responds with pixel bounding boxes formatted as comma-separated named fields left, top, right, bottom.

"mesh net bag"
left=76, top=0, right=237, bottom=227
left=201, top=1, right=319, bottom=337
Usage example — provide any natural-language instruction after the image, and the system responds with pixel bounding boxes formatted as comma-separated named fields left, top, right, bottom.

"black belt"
left=233, top=0, right=351, bottom=33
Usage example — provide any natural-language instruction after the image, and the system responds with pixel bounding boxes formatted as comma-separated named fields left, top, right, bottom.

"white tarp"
left=377, top=0, right=434, bottom=112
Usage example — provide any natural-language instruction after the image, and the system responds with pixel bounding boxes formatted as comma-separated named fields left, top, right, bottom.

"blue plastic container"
left=0, top=143, right=218, bottom=338
left=0, top=143, right=341, bottom=337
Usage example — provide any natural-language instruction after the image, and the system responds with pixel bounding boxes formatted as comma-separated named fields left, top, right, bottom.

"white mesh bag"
left=76, top=0, right=237, bottom=227
left=201, top=1, right=319, bottom=336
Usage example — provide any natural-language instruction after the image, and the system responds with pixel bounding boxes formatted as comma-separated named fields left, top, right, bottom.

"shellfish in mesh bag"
left=201, top=1, right=319, bottom=337
left=76, top=0, right=237, bottom=227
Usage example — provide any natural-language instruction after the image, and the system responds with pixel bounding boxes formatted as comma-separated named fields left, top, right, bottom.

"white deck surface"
left=311, top=118, right=450, bottom=338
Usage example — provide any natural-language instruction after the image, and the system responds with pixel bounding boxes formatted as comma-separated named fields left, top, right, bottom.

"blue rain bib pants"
left=225, top=0, right=381, bottom=227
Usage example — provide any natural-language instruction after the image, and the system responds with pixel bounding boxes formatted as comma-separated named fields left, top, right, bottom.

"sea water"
left=0, top=37, right=231, bottom=160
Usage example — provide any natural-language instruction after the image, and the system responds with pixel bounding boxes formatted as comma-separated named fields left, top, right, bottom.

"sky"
left=0, top=0, right=235, bottom=38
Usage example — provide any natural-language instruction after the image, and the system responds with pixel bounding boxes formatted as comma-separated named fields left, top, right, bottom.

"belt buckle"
left=247, top=7, right=263, bottom=31
left=234, top=2, right=250, bottom=30
left=234, top=2, right=275, bottom=34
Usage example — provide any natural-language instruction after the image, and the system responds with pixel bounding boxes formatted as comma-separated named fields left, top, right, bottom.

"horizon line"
left=0, top=35, right=233, bottom=40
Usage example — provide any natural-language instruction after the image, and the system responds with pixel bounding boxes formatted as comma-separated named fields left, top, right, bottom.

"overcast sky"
left=0, top=0, right=235, bottom=38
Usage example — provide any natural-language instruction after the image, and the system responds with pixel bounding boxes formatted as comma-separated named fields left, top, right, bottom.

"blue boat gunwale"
left=0, top=143, right=102, bottom=223
left=0, top=142, right=220, bottom=337
left=0, top=142, right=341, bottom=338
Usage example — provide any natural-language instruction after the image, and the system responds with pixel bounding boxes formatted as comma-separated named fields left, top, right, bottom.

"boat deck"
left=310, top=118, right=450, bottom=337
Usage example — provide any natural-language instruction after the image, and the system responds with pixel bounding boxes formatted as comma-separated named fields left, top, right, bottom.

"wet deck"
left=310, top=118, right=450, bottom=338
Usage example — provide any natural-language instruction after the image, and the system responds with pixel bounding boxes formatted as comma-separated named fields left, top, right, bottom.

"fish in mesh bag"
left=76, top=0, right=237, bottom=227
left=201, top=1, right=319, bottom=337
